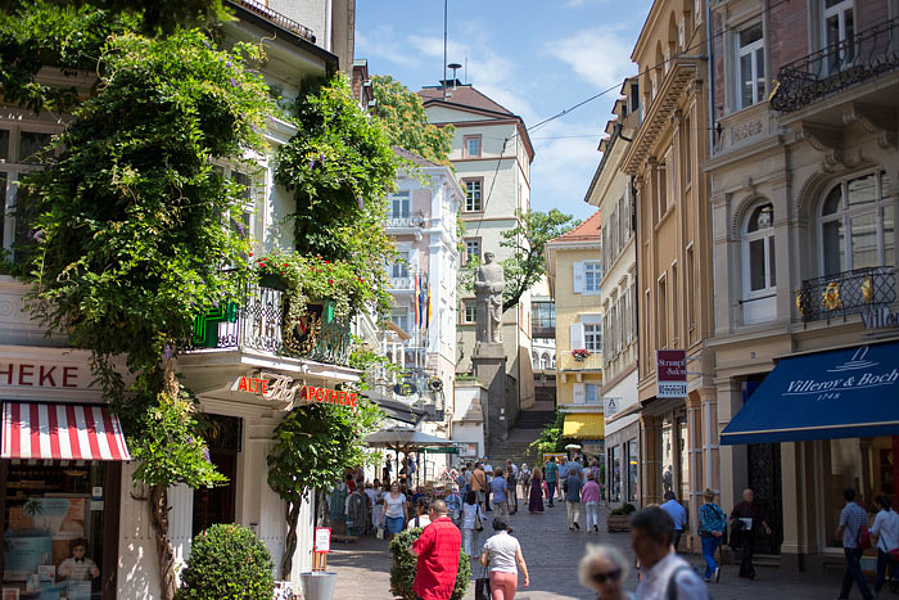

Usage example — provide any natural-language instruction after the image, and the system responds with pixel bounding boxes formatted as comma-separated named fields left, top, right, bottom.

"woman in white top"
left=872, top=495, right=899, bottom=596
left=381, top=481, right=407, bottom=540
left=578, top=543, right=634, bottom=600
left=461, top=490, right=485, bottom=557
left=406, top=497, right=432, bottom=530
left=480, top=518, right=529, bottom=600
left=364, top=481, right=381, bottom=533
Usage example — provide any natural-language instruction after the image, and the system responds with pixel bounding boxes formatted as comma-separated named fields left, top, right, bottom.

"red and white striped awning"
left=1, top=402, right=131, bottom=461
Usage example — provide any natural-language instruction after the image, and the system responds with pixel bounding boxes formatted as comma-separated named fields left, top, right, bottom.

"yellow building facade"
left=546, top=212, right=605, bottom=457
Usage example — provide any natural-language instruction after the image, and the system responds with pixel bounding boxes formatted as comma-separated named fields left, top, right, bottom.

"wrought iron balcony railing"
left=188, top=283, right=352, bottom=364
left=795, top=266, right=897, bottom=323
left=230, top=0, right=316, bottom=43
left=770, top=17, right=899, bottom=112
left=389, top=276, right=414, bottom=291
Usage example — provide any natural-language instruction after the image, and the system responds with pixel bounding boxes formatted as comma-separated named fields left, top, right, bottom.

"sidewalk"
left=327, top=498, right=850, bottom=599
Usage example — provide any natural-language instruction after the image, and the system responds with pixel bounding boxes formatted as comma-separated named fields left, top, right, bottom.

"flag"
left=413, top=274, right=420, bottom=326
left=426, top=282, right=432, bottom=329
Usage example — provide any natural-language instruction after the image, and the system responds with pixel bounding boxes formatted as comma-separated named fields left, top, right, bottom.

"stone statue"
left=474, top=251, right=504, bottom=344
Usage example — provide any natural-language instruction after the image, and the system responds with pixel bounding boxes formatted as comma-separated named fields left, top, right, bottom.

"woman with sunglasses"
left=579, top=543, right=632, bottom=600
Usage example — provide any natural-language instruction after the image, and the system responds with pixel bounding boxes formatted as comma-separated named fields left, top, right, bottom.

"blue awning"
left=721, top=342, right=899, bottom=445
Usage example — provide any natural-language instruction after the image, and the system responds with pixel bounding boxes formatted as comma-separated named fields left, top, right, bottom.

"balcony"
left=771, top=18, right=899, bottom=113
left=229, top=0, right=316, bottom=43
left=187, top=284, right=351, bottom=365
left=386, top=212, right=425, bottom=230
left=796, top=266, right=897, bottom=323
left=389, top=276, right=414, bottom=291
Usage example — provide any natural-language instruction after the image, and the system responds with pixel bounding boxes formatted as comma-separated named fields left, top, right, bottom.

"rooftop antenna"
left=448, top=63, right=462, bottom=89
left=464, top=57, right=468, bottom=84
left=442, top=0, right=448, bottom=99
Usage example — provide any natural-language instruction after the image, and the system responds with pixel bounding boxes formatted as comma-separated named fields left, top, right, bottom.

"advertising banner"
left=657, top=350, right=687, bottom=398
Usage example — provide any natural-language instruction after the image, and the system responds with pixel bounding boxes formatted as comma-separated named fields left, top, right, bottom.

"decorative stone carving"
left=474, top=252, right=504, bottom=344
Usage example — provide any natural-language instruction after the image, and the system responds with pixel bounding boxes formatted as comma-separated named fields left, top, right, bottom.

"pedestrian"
left=579, top=543, right=633, bottom=600
left=506, top=460, right=519, bottom=514
left=410, top=500, right=462, bottom=600
left=544, top=457, right=558, bottom=507
left=837, top=487, right=874, bottom=600
left=730, top=487, right=771, bottom=579
left=480, top=518, right=530, bottom=600
left=462, top=490, right=485, bottom=557
left=456, top=464, right=470, bottom=495
left=445, top=485, right=463, bottom=525
left=383, top=454, right=393, bottom=483
left=698, top=488, right=727, bottom=582
left=470, top=462, right=489, bottom=511
left=407, top=497, right=432, bottom=530
left=528, top=467, right=545, bottom=514
left=583, top=472, right=602, bottom=533
left=381, top=481, right=408, bottom=540
left=660, top=491, right=687, bottom=551
left=518, top=463, right=531, bottom=501
left=365, top=481, right=381, bottom=534
left=491, top=467, right=511, bottom=529
left=630, top=507, right=709, bottom=600
left=483, top=457, right=495, bottom=512
left=564, top=465, right=583, bottom=530
left=559, top=456, right=570, bottom=503
left=871, top=494, right=899, bottom=596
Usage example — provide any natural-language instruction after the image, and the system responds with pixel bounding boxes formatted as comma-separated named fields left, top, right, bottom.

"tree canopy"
left=371, top=74, right=454, bottom=166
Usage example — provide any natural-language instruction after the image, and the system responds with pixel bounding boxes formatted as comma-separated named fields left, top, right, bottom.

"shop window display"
left=1, top=462, right=113, bottom=599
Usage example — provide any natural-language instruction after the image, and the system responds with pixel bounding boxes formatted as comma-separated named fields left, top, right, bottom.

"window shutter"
left=570, top=323, right=584, bottom=350
left=573, top=383, right=586, bottom=404
left=573, top=261, right=585, bottom=293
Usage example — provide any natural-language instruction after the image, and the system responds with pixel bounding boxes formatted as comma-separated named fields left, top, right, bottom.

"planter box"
left=606, top=515, right=630, bottom=533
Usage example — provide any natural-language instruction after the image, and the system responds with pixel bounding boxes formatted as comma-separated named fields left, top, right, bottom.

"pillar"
left=641, top=413, right=662, bottom=506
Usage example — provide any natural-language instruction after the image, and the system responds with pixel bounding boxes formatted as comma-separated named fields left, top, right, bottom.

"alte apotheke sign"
left=231, top=373, right=358, bottom=410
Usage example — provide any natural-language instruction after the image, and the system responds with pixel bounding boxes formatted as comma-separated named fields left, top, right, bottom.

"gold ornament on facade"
left=821, top=281, right=843, bottom=311
left=795, top=293, right=805, bottom=316
left=861, top=276, right=874, bottom=303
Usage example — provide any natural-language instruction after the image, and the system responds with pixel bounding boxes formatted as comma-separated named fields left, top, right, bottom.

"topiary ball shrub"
left=389, top=528, right=470, bottom=600
left=176, top=523, right=275, bottom=600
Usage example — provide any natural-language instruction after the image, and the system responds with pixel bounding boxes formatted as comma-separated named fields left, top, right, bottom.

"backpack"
left=858, top=524, right=872, bottom=551
left=666, top=565, right=712, bottom=600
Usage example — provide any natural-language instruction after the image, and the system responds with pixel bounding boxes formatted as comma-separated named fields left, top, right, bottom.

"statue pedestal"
left=472, top=342, right=508, bottom=445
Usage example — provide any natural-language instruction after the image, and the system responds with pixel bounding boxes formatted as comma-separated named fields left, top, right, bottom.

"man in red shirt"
left=409, top=499, right=462, bottom=600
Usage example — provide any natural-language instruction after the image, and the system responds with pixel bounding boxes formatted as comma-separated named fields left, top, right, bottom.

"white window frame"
left=818, top=171, right=894, bottom=277
left=464, top=238, right=481, bottom=265
left=462, top=299, right=478, bottom=324
left=822, top=0, right=856, bottom=73
left=742, top=202, right=777, bottom=298
left=463, top=179, right=483, bottom=212
left=584, top=321, right=602, bottom=353
left=585, top=383, right=599, bottom=404
left=736, top=21, right=766, bottom=109
left=390, top=191, right=411, bottom=219
left=584, top=261, right=602, bottom=294
left=391, top=308, right=411, bottom=333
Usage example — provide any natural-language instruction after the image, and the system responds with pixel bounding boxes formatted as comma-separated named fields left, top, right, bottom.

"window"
left=743, top=203, right=776, bottom=294
left=658, top=275, right=668, bottom=349
left=609, top=445, right=622, bottom=502
left=392, top=309, right=411, bottom=332
left=655, top=162, right=668, bottom=220
left=390, top=191, right=410, bottom=218
left=464, top=135, right=481, bottom=158
left=464, top=238, right=481, bottom=265
left=532, top=302, right=555, bottom=330
left=463, top=179, right=482, bottom=212
left=540, top=353, right=550, bottom=370
left=823, top=0, right=855, bottom=72
left=626, top=438, right=639, bottom=501
left=584, top=262, right=602, bottom=293
left=0, top=126, right=58, bottom=263
left=686, top=246, right=696, bottom=333
left=584, top=322, right=602, bottom=352
left=672, top=263, right=679, bottom=345
left=586, top=383, right=599, bottom=403
left=820, top=172, right=894, bottom=276
left=683, top=117, right=692, bottom=184
left=462, top=299, right=478, bottom=324
left=392, top=250, right=410, bottom=278
left=737, top=22, right=766, bottom=108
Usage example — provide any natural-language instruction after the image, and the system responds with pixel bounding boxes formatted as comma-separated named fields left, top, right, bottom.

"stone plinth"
left=472, top=342, right=508, bottom=444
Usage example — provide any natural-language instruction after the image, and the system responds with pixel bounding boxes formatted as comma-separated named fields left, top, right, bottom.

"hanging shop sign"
left=657, top=350, right=687, bottom=398
left=231, top=373, right=357, bottom=409
left=394, top=381, right=417, bottom=397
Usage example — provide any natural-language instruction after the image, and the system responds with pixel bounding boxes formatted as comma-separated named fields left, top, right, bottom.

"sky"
left=355, top=0, right=654, bottom=220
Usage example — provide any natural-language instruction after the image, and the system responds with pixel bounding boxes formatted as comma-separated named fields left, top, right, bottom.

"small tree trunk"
left=149, top=483, right=178, bottom=600
left=280, top=500, right=301, bottom=580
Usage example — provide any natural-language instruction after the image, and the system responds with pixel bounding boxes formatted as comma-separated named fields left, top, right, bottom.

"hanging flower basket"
left=571, top=349, right=592, bottom=362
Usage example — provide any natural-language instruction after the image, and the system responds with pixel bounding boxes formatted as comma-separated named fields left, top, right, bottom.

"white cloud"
left=545, top=27, right=636, bottom=92
left=356, top=26, right=422, bottom=68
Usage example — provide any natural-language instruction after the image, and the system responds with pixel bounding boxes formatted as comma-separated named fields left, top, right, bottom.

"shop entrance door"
left=747, top=442, right=783, bottom=555
left=191, top=415, right=241, bottom=536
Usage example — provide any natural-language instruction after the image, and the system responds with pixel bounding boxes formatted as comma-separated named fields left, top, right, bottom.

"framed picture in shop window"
left=2, top=588, right=20, bottom=600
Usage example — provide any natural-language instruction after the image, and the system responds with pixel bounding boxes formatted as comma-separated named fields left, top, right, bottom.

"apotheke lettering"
left=0, top=362, right=79, bottom=388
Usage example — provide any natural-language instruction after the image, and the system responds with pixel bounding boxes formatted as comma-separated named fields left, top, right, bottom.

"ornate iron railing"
left=795, top=266, right=896, bottom=323
left=770, top=17, right=899, bottom=112
left=230, top=0, right=316, bottom=43
left=187, top=283, right=352, bottom=364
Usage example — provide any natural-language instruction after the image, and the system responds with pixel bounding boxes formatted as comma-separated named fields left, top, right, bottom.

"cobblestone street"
left=328, top=498, right=851, bottom=599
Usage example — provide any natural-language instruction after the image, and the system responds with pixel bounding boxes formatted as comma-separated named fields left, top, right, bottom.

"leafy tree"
left=388, top=528, right=471, bottom=600
left=371, top=74, right=454, bottom=166
left=267, top=400, right=383, bottom=579
left=499, top=209, right=580, bottom=311
left=23, top=29, right=273, bottom=599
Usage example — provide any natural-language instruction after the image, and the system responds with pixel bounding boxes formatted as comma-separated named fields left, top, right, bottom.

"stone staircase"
left=486, top=405, right=557, bottom=467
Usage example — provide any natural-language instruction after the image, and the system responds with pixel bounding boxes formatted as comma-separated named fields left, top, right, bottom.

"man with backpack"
left=698, top=488, right=727, bottom=582
left=837, top=487, right=874, bottom=600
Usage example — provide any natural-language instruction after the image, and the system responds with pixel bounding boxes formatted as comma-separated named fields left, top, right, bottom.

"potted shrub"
left=571, top=348, right=592, bottom=362
left=606, top=503, right=637, bottom=533
left=388, top=529, right=471, bottom=600
left=176, top=523, right=274, bottom=600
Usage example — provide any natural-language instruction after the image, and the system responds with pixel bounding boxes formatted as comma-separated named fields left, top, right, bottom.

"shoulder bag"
left=475, top=565, right=491, bottom=600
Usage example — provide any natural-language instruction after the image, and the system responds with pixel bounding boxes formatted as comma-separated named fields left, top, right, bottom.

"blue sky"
left=356, top=0, right=654, bottom=220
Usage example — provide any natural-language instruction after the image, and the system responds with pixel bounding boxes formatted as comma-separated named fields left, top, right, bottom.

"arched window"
left=532, top=352, right=539, bottom=368
left=743, top=202, right=776, bottom=294
left=820, top=171, right=894, bottom=276
left=550, top=354, right=556, bottom=369
left=540, top=353, right=550, bottom=370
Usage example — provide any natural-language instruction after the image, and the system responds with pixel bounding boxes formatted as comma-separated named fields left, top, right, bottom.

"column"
left=641, top=413, right=662, bottom=506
